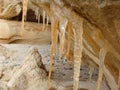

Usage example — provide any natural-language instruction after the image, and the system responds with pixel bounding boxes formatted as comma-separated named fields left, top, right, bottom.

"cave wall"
left=0, top=0, right=120, bottom=90
left=43, top=0, right=120, bottom=90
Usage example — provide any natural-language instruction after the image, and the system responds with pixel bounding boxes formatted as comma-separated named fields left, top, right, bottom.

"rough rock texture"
left=0, top=0, right=120, bottom=90
left=0, top=19, right=51, bottom=44
left=26, top=1, right=119, bottom=90
left=0, top=0, right=3, bottom=13
left=0, top=47, right=50, bottom=90
left=0, top=0, right=22, bottom=19
left=0, top=44, right=110, bottom=90
left=7, top=47, right=48, bottom=90
left=0, top=45, right=14, bottom=59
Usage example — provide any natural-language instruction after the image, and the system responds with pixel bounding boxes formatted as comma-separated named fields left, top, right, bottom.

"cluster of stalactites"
left=21, top=0, right=49, bottom=36
left=21, top=1, right=120, bottom=90
left=48, top=16, right=119, bottom=90
left=48, top=17, right=84, bottom=90
left=0, top=0, right=3, bottom=13
left=34, top=8, right=49, bottom=26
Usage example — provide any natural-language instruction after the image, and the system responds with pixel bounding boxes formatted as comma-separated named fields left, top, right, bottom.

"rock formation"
left=0, top=19, right=51, bottom=44
left=0, top=46, right=68, bottom=90
left=7, top=47, right=48, bottom=90
left=0, top=0, right=120, bottom=90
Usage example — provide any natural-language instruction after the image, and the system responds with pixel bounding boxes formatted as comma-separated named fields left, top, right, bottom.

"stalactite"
left=83, top=39, right=97, bottom=56
left=59, top=33, right=62, bottom=60
left=35, top=8, right=39, bottom=20
left=65, top=21, right=73, bottom=59
left=0, top=0, right=3, bottom=13
left=84, top=30, right=100, bottom=56
left=42, top=10, right=46, bottom=31
left=59, top=19, right=68, bottom=60
left=88, top=66, right=94, bottom=81
left=97, top=48, right=106, bottom=90
left=118, top=70, right=120, bottom=90
left=21, top=0, right=28, bottom=36
left=59, top=29, right=65, bottom=60
left=38, top=14, right=40, bottom=24
left=35, top=8, right=41, bottom=24
left=84, top=43, right=117, bottom=90
left=47, top=15, right=49, bottom=26
left=97, top=68, right=103, bottom=90
left=101, top=52, right=117, bottom=90
left=48, top=19, right=58, bottom=90
left=84, top=47, right=100, bottom=65
left=73, top=18, right=83, bottom=90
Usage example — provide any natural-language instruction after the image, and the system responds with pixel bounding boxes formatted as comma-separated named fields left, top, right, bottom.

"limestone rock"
left=1, top=67, right=13, bottom=82
left=7, top=47, right=48, bottom=90
left=0, top=81, right=8, bottom=90
left=1, top=0, right=120, bottom=90
left=0, top=19, right=51, bottom=44
left=0, top=45, right=14, bottom=59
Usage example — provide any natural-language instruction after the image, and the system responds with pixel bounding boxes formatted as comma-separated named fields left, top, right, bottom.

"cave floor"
left=0, top=44, right=109, bottom=90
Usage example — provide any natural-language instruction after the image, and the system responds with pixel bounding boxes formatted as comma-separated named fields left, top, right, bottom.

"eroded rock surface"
left=7, top=47, right=48, bottom=90
left=0, top=0, right=120, bottom=90
left=0, top=45, right=110, bottom=90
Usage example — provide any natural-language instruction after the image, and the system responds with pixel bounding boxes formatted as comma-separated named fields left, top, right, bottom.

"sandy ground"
left=0, top=44, right=110, bottom=90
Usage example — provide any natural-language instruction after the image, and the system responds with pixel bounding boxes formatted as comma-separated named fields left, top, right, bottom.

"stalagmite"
left=42, top=10, right=46, bottom=31
left=48, top=19, right=58, bottom=90
left=66, top=21, right=73, bottom=58
left=73, top=18, right=83, bottom=90
left=97, top=48, right=106, bottom=90
left=118, top=70, right=120, bottom=90
left=21, top=0, right=28, bottom=36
